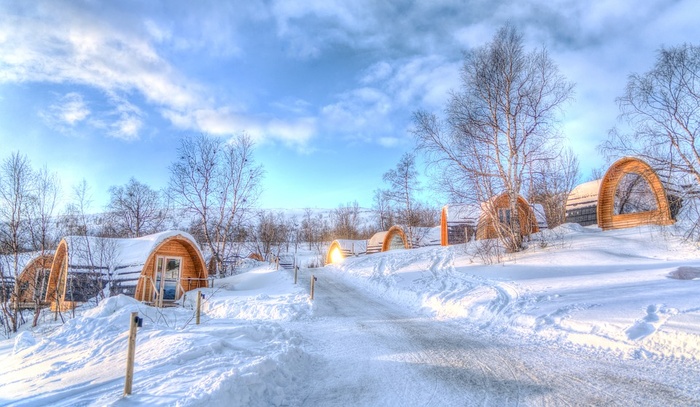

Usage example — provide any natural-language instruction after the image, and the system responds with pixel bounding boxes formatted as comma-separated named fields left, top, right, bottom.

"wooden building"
left=45, top=231, right=208, bottom=310
left=597, top=157, right=675, bottom=230
left=441, top=195, right=544, bottom=246
left=14, top=253, right=53, bottom=309
left=326, top=239, right=367, bottom=264
left=565, top=179, right=602, bottom=226
left=476, top=194, right=540, bottom=240
left=565, top=157, right=677, bottom=230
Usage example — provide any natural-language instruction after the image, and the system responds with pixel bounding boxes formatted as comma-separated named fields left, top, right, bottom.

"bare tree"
left=0, top=152, right=36, bottom=333
left=27, top=166, right=61, bottom=326
left=251, top=211, right=288, bottom=262
left=382, top=152, right=423, bottom=243
left=169, top=133, right=264, bottom=278
left=529, top=148, right=580, bottom=228
left=371, top=189, right=395, bottom=231
left=106, top=177, right=166, bottom=238
left=601, top=43, right=700, bottom=186
left=413, top=25, right=574, bottom=251
left=300, top=208, right=331, bottom=260
left=331, top=201, right=362, bottom=239
left=62, top=181, right=107, bottom=315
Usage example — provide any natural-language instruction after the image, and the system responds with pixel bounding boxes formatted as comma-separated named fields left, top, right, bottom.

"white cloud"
left=39, top=92, right=90, bottom=131
left=164, top=106, right=317, bottom=149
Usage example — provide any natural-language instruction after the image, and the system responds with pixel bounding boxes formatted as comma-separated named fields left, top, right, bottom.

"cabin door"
left=155, top=256, right=182, bottom=302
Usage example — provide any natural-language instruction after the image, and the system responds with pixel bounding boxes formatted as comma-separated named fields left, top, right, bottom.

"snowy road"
left=284, top=269, right=700, bottom=406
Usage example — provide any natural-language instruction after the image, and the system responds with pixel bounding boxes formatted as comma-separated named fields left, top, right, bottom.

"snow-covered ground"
left=2, top=224, right=700, bottom=405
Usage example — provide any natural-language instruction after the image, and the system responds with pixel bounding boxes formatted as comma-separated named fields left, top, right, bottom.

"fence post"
left=294, top=266, right=298, bottom=285
left=124, top=312, right=141, bottom=396
left=196, top=291, right=202, bottom=325
left=310, top=275, right=316, bottom=300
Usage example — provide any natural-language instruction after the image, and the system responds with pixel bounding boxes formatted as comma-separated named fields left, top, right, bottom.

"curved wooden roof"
left=597, top=157, right=675, bottom=230
left=476, top=193, right=539, bottom=240
left=382, top=225, right=409, bottom=251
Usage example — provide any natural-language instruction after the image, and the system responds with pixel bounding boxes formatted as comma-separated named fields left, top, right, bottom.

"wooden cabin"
left=383, top=225, right=409, bottom=251
left=366, top=231, right=388, bottom=254
left=326, top=239, right=367, bottom=264
left=566, top=157, right=677, bottom=231
left=476, top=194, right=540, bottom=240
left=14, top=253, right=53, bottom=309
left=565, top=179, right=602, bottom=226
left=441, top=196, right=544, bottom=245
left=45, top=231, right=208, bottom=311
left=440, top=203, right=481, bottom=246
left=597, top=157, right=675, bottom=230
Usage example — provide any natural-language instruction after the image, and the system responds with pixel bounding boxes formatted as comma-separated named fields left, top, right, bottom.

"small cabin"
left=441, top=195, right=544, bottom=245
left=14, top=253, right=53, bottom=309
left=565, top=179, right=602, bottom=226
left=441, top=203, right=481, bottom=245
left=326, top=239, right=367, bottom=264
left=476, top=194, right=540, bottom=240
left=45, top=231, right=208, bottom=310
left=566, top=157, right=679, bottom=230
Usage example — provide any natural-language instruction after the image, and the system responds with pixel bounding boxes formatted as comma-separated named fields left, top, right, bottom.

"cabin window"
left=498, top=208, right=512, bottom=225
left=155, top=256, right=182, bottom=301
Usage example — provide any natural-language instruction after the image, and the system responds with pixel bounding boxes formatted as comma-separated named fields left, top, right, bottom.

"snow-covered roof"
left=0, top=252, right=51, bottom=277
left=443, top=203, right=481, bottom=224
left=366, top=231, right=388, bottom=254
left=566, top=179, right=602, bottom=210
left=61, top=230, right=201, bottom=276
left=334, top=239, right=367, bottom=255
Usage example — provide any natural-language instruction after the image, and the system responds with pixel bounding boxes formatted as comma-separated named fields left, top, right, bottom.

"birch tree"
left=169, top=133, right=263, bottom=278
left=106, top=177, right=166, bottom=238
left=413, top=25, right=573, bottom=251
left=601, top=43, right=700, bottom=186
left=0, top=153, right=35, bottom=333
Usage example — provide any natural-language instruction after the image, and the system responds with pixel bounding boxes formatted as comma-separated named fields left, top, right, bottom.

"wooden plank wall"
left=477, top=194, right=539, bottom=240
left=135, top=237, right=208, bottom=302
left=16, top=255, right=52, bottom=306
left=597, top=157, right=674, bottom=231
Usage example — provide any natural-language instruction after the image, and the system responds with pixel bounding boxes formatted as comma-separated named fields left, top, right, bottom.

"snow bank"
left=0, top=264, right=312, bottom=406
left=326, top=225, right=700, bottom=363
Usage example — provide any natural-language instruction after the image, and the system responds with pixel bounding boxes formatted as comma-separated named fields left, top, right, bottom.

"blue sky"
left=0, top=0, right=698, bottom=211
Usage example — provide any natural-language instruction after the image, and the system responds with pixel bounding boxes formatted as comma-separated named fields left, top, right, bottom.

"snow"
left=2, top=224, right=700, bottom=405
left=567, top=179, right=603, bottom=209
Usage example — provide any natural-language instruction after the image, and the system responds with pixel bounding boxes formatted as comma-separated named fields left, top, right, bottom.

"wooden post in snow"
left=294, top=266, right=298, bottom=285
left=124, top=312, right=141, bottom=396
left=310, top=275, right=314, bottom=300
left=196, top=291, right=202, bottom=325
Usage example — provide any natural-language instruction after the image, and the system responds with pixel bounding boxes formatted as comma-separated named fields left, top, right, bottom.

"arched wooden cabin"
left=15, top=253, right=53, bottom=309
left=440, top=203, right=481, bottom=246
left=597, top=157, right=675, bottom=230
left=566, top=157, right=678, bottom=230
left=46, top=231, right=208, bottom=310
left=565, top=179, right=602, bottom=226
left=383, top=225, right=409, bottom=251
left=476, top=194, right=540, bottom=240
left=366, top=231, right=388, bottom=254
left=441, top=196, right=543, bottom=245
left=326, top=239, right=367, bottom=264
